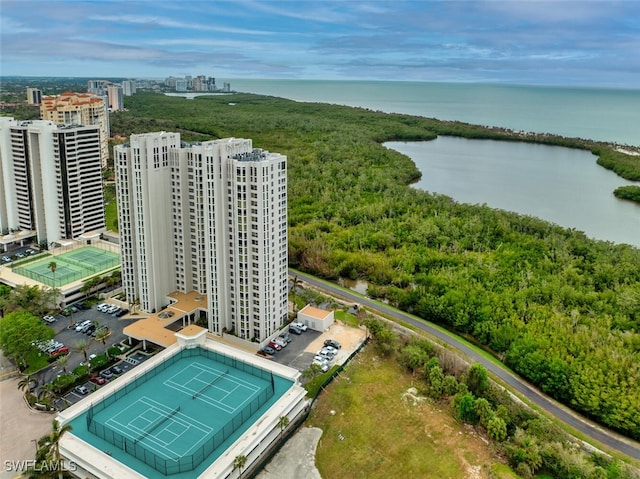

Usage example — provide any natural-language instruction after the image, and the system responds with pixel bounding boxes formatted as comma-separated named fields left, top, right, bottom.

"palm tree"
left=55, top=354, right=69, bottom=374
left=94, top=327, right=110, bottom=359
left=277, top=415, right=290, bottom=437
left=73, top=338, right=90, bottom=362
left=37, top=383, right=58, bottom=410
left=233, top=454, right=247, bottom=478
left=18, top=374, right=36, bottom=393
left=35, top=419, right=73, bottom=479
left=47, top=261, right=57, bottom=288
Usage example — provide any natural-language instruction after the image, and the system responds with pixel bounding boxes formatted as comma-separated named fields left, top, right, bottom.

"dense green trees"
left=0, top=311, right=53, bottom=369
left=614, top=185, right=640, bottom=203
left=112, top=92, right=640, bottom=440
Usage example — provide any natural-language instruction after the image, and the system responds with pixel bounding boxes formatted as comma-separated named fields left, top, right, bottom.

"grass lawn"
left=307, top=346, right=514, bottom=479
left=24, top=348, right=52, bottom=374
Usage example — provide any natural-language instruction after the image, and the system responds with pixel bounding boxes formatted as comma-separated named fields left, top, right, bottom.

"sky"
left=1, top=0, right=639, bottom=88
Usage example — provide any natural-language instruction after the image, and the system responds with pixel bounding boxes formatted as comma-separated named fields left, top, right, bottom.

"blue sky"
left=1, top=0, right=639, bottom=87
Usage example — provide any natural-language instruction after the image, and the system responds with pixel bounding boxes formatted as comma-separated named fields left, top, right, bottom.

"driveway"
left=0, top=377, right=53, bottom=479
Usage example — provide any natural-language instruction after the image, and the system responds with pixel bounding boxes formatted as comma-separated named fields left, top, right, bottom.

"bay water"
left=388, top=138, right=640, bottom=247
left=225, top=79, right=640, bottom=146
left=209, top=79, right=640, bottom=246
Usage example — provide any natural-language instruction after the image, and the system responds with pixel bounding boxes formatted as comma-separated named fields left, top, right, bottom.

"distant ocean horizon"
left=220, top=79, right=640, bottom=147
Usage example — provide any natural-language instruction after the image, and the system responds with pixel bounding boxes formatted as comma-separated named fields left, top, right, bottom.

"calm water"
left=387, top=138, right=640, bottom=247
left=225, top=79, right=640, bottom=147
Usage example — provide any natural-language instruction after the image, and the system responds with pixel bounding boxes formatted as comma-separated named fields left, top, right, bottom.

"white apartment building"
left=0, top=118, right=105, bottom=244
left=114, top=133, right=288, bottom=341
left=122, top=80, right=136, bottom=96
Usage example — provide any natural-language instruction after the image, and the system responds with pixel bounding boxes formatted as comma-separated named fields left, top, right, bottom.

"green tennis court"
left=72, top=347, right=293, bottom=477
left=13, top=246, right=119, bottom=286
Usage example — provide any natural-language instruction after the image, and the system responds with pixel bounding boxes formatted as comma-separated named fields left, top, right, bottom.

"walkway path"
left=256, top=427, right=323, bottom=479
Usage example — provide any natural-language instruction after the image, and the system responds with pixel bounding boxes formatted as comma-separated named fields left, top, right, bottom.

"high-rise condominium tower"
left=40, top=92, right=110, bottom=167
left=0, top=118, right=105, bottom=243
left=114, top=133, right=288, bottom=341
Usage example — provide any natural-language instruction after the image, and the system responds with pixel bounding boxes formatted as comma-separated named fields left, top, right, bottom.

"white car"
left=312, top=358, right=329, bottom=372
left=75, top=320, right=92, bottom=331
left=273, top=337, right=287, bottom=348
left=291, top=322, right=307, bottom=331
left=43, top=315, right=56, bottom=323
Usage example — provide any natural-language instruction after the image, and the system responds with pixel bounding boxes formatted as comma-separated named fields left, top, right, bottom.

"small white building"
left=297, top=305, right=334, bottom=332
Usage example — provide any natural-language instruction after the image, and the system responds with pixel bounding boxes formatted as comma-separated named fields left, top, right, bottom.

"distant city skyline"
left=1, top=1, right=639, bottom=88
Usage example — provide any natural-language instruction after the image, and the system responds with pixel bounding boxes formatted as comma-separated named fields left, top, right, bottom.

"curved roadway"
left=292, top=270, right=640, bottom=461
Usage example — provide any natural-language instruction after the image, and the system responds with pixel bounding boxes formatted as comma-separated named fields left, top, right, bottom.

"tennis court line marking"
left=104, top=396, right=212, bottom=461
left=164, top=362, right=260, bottom=413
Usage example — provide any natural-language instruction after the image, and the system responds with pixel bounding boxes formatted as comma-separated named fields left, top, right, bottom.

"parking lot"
left=35, top=302, right=144, bottom=398
left=263, top=322, right=368, bottom=376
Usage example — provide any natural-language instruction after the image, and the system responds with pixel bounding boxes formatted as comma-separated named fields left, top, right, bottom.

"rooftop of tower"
left=233, top=149, right=268, bottom=162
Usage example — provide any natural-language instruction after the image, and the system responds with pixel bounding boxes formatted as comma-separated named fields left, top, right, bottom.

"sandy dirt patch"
left=304, top=320, right=367, bottom=362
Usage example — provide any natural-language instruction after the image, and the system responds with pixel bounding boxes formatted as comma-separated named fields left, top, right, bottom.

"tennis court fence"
left=86, top=347, right=276, bottom=475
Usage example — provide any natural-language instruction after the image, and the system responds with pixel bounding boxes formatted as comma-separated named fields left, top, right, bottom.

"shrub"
left=52, top=373, right=76, bottom=394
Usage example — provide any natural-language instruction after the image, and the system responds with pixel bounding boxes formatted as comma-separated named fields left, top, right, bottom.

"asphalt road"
left=291, top=269, right=640, bottom=461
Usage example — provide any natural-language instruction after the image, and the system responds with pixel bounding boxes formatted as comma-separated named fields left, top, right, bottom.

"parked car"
left=324, top=339, right=341, bottom=349
left=74, top=385, right=89, bottom=395
left=43, top=315, right=56, bottom=323
left=84, top=325, right=96, bottom=335
left=16, top=252, right=25, bottom=258
left=96, top=303, right=107, bottom=312
left=322, top=345, right=338, bottom=355
left=1, top=256, right=11, bottom=263
left=100, top=369, right=114, bottom=379
left=81, top=322, right=95, bottom=333
left=273, top=337, right=287, bottom=349
left=115, top=308, right=129, bottom=317
left=319, top=347, right=337, bottom=359
left=262, top=346, right=276, bottom=355
left=111, top=365, right=124, bottom=375
left=289, top=325, right=302, bottom=335
left=50, top=346, right=69, bottom=357
left=280, top=332, right=292, bottom=343
left=312, top=358, right=330, bottom=372
left=90, top=376, right=106, bottom=385
left=75, top=320, right=92, bottom=332
left=291, top=321, right=308, bottom=331
left=268, top=341, right=282, bottom=351
left=25, top=248, right=36, bottom=255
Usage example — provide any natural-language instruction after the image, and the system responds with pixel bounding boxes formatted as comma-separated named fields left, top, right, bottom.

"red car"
left=268, top=341, right=282, bottom=351
left=91, top=376, right=107, bottom=385
left=50, top=346, right=69, bottom=357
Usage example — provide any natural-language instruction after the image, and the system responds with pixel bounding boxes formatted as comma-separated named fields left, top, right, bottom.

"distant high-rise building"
left=175, top=80, right=188, bottom=92
left=40, top=92, right=110, bottom=167
left=114, top=133, right=288, bottom=340
left=0, top=118, right=105, bottom=243
left=122, top=80, right=136, bottom=96
left=87, top=79, right=112, bottom=97
left=107, top=85, right=124, bottom=110
left=26, top=87, right=42, bottom=106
